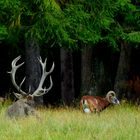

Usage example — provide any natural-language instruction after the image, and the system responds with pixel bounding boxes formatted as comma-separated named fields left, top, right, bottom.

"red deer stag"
left=5, top=56, right=54, bottom=118
left=80, top=91, right=120, bottom=113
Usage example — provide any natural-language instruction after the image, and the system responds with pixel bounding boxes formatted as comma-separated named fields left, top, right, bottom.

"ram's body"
left=80, top=91, right=120, bottom=113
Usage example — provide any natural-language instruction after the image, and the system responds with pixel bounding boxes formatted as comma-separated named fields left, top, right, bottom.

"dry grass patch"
left=0, top=103, right=140, bottom=140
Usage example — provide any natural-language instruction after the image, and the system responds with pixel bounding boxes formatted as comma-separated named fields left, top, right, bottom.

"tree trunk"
left=25, top=38, right=42, bottom=106
left=60, top=48, right=75, bottom=106
left=92, top=46, right=114, bottom=96
left=93, top=58, right=106, bottom=95
left=81, top=46, right=94, bottom=95
left=114, top=42, right=132, bottom=98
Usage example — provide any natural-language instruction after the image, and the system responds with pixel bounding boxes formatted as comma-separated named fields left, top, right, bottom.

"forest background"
left=0, top=0, right=140, bottom=106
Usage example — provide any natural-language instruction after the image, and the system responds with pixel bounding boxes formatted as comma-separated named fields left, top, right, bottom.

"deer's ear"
left=13, top=92, right=23, bottom=99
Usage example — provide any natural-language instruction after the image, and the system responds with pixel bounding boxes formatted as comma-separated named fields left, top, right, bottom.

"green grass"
left=0, top=103, right=140, bottom=140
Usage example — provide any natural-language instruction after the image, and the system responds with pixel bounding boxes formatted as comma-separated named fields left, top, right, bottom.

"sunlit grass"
left=0, top=102, right=140, bottom=140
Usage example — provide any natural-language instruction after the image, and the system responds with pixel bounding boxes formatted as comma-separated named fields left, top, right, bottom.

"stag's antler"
left=32, top=57, right=55, bottom=97
left=8, top=56, right=27, bottom=96
left=8, top=56, right=54, bottom=98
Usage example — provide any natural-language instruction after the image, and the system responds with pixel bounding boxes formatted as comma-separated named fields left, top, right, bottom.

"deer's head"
left=106, top=91, right=120, bottom=105
left=8, top=55, right=54, bottom=100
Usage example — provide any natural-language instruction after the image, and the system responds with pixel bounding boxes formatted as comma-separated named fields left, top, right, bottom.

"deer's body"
left=6, top=56, right=54, bottom=118
left=6, top=99, right=35, bottom=118
left=80, top=91, right=119, bottom=113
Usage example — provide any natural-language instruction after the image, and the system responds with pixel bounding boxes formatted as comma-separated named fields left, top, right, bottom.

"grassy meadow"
left=0, top=102, right=140, bottom=140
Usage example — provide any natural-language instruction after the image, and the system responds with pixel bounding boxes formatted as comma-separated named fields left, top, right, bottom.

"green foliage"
left=114, top=0, right=140, bottom=45
left=0, top=0, right=20, bottom=24
left=0, top=26, right=8, bottom=41
left=23, top=0, right=74, bottom=48
left=63, top=0, right=140, bottom=50
left=127, top=32, right=140, bottom=43
left=64, top=4, right=101, bottom=45
left=0, top=0, right=21, bottom=44
left=41, top=0, right=75, bottom=47
left=0, top=0, right=140, bottom=50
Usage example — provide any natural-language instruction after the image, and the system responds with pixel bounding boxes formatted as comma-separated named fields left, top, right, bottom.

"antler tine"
left=11, top=56, right=24, bottom=68
left=38, top=57, right=47, bottom=72
left=32, top=57, right=54, bottom=97
left=19, top=77, right=26, bottom=91
left=45, top=76, right=53, bottom=93
left=47, top=62, right=55, bottom=75
left=8, top=56, right=27, bottom=96
left=32, top=76, right=53, bottom=97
